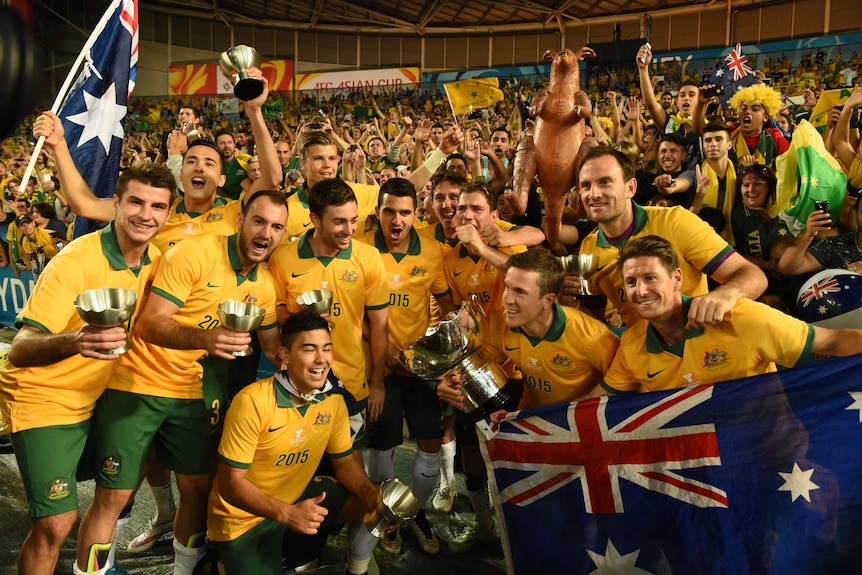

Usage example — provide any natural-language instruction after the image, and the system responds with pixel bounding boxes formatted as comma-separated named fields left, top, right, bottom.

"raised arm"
left=636, top=46, right=667, bottom=130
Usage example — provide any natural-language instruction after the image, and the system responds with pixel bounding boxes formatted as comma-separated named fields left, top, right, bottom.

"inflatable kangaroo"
left=508, top=46, right=596, bottom=251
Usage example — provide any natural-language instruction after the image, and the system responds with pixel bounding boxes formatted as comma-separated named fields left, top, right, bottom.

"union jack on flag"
left=724, top=43, right=754, bottom=82
left=481, top=356, right=862, bottom=574
left=58, top=0, right=138, bottom=238
left=799, top=274, right=841, bottom=307
left=707, top=43, right=757, bottom=107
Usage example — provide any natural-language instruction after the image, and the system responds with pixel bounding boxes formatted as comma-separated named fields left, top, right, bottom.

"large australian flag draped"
left=58, top=0, right=138, bottom=238
left=707, top=43, right=758, bottom=108
left=481, top=354, right=862, bottom=575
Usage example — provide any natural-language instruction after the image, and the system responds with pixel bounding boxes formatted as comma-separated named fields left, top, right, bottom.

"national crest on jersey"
left=313, top=411, right=333, bottom=430
left=339, top=269, right=359, bottom=285
left=702, top=347, right=731, bottom=372
left=550, top=353, right=575, bottom=370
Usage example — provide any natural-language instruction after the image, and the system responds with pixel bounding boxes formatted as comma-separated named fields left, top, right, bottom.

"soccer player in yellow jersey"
left=602, top=236, right=862, bottom=394
left=0, top=163, right=175, bottom=575
left=209, top=312, right=382, bottom=575
left=270, top=179, right=389, bottom=430
left=567, top=146, right=767, bottom=329
left=355, top=178, right=456, bottom=556
left=74, top=191, right=288, bottom=575
left=444, top=182, right=528, bottom=314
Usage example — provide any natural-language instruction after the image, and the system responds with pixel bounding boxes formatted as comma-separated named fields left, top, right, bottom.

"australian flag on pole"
left=708, top=43, right=758, bottom=108
left=480, top=354, right=862, bottom=575
left=58, top=0, right=138, bottom=238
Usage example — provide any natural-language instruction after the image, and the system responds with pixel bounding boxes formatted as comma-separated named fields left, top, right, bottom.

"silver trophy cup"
left=218, top=45, right=264, bottom=100
left=74, top=287, right=138, bottom=354
left=396, top=299, right=522, bottom=421
left=296, top=288, right=334, bottom=315
left=364, top=478, right=419, bottom=538
left=217, top=299, right=265, bottom=357
left=560, top=253, right=599, bottom=296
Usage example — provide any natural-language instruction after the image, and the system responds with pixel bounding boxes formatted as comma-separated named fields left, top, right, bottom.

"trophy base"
left=466, top=378, right=524, bottom=423
left=232, top=346, right=254, bottom=357
left=234, top=77, right=264, bottom=101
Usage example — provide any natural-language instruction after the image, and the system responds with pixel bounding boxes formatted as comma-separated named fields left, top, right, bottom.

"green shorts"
left=93, top=389, right=212, bottom=489
left=12, top=421, right=91, bottom=518
left=200, top=354, right=230, bottom=438
left=369, top=373, right=442, bottom=450
left=219, top=474, right=351, bottom=575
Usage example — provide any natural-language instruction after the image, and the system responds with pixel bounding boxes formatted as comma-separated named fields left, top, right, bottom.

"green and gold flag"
left=444, top=78, right=504, bottom=116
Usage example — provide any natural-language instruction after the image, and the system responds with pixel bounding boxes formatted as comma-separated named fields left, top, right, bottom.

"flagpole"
left=20, top=0, right=122, bottom=191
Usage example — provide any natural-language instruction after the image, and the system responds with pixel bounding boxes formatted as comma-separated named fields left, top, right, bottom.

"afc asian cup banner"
left=294, top=67, right=420, bottom=92
left=480, top=354, right=862, bottom=575
left=169, top=59, right=293, bottom=95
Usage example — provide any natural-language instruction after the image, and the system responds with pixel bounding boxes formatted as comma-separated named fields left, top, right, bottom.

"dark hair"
left=580, top=145, right=636, bottom=182
left=491, top=125, right=510, bottom=138
left=236, top=128, right=250, bottom=136
left=508, top=248, right=564, bottom=296
left=308, top=179, right=357, bottom=217
left=32, top=202, right=57, bottom=221
left=446, top=153, right=468, bottom=167
left=214, top=130, right=235, bottom=144
left=181, top=106, right=201, bottom=119
left=116, top=162, right=177, bottom=201
left=378, top=177, right=417, bottom=208
left=697, top=206, right=726, bottom=234
left=659, top=132, right=687, bottom=148
left=281, top=310, right=330, bottom=349
left=617, top=235, right=680, bottom=277
left=242, top=190, right=288, bottom=216
left=703, top=121, right=731, bottom=138
left=462, top=181, right=497, bottom=211
left=430, top=170, right=468, bottom=193
left=186, top=139, right=224, bottom=169
left=737, top=164, right=777, bottom=208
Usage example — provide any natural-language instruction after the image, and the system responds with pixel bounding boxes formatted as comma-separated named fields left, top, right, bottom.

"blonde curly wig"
left=728, top=83, right=783, bottom=117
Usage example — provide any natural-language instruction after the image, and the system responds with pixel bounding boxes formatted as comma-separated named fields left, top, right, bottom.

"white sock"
left=347, top=521, right=377, bottom=566
left=106, top=507, right=131, bottom=567
left=151, top=482, right=176, bottom=522
left=366, top=447, right=394, bottom=484
left=439, top=440, right=456, bottom=485
left=172, top=536, right=205, bottom=575
left=72, top=564, right=109, bottom=575
left=467, top=486, right=494, bottom=529
left=412, top=448, right=440, bottom=506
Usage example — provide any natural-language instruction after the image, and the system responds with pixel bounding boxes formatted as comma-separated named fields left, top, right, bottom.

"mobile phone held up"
left=814, top=199, right=829, bottom=215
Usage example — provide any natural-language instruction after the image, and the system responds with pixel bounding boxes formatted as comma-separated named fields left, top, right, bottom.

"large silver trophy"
left=74, top=287, right=138, bottom=355
left=218, top=45, right=264, bottom=100
left=364, top=478, right=419, bottom=537
left=560, top=253, right=599, bottom=297
left=396, top=298, right=523, bottom=422
left=217, top=299, right=265, bottom=357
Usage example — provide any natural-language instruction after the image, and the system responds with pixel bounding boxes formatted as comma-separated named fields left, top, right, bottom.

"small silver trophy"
left=364, top=478, right=419, bottom=537
left=74, top=287, right=138, bottom=354
left=560, top=253, right=599, bottom=297
left=218, top=45, right=264, bottom=100
left=296, top=288, right=334, bottom=315
left=217, top=299, right=265, bottom=357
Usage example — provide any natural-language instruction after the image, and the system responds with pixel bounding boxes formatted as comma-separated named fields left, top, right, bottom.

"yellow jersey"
left=151, top=197, right=240, bottom=253
left=286, top=182, right=379, bottom=241
left=602, top=297, right=815, bottom=393
left=208, top=377, right=352, bottom=542
left=443, top=243, right=526, bottom=313
left=0, top=224, right=160, bottom=432
left=110, top=234, right=277, bottom=399
left=579, top=204, right=734, bottom=328
left=268, top=231, right=389, bottom=400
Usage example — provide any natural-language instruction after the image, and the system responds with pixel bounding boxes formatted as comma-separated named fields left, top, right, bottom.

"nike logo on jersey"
left=292, top=271, right=309, bottom=278
left=647, top=369, right=666, bottom=379
left=303, top=221, right=313, bottom=228
left=454, top=271, right=465, bottom=276
left=596, top=262, right=609, bottom=272
left=268, top=424, right=286, bottom=432
left=505, top=345, right=520, bottom=351
left=207, top=282, right=221, bottom=288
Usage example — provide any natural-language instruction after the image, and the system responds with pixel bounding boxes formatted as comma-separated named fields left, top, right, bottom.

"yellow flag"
left=444, top=78, right=504, bottom=116
left=809, top=88, right=856, bottom=132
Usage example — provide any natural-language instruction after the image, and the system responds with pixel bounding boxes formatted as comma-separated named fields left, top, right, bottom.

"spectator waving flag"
left=58, top=0, right=138, bottom=238
left=480, top=354, right=862, bottom=574
left=708, top=43, right=757, bottom=107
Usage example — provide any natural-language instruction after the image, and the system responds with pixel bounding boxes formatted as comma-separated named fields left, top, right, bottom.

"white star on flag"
left=65, top=81, right=127, bottom=155
left=587, top=539, right=653, bottom=574
left=714, top=69, right=724, bottom=77
left=778, top=462, right=819, bottom=502
left=846, top=391, right=862, bottom=422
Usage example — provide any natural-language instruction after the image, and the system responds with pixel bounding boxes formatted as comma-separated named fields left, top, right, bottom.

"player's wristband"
left=848, top=182, right=862, bottom=199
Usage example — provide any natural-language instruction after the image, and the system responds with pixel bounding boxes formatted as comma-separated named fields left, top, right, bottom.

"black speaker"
left=0, top=6, right=40, bottom=139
